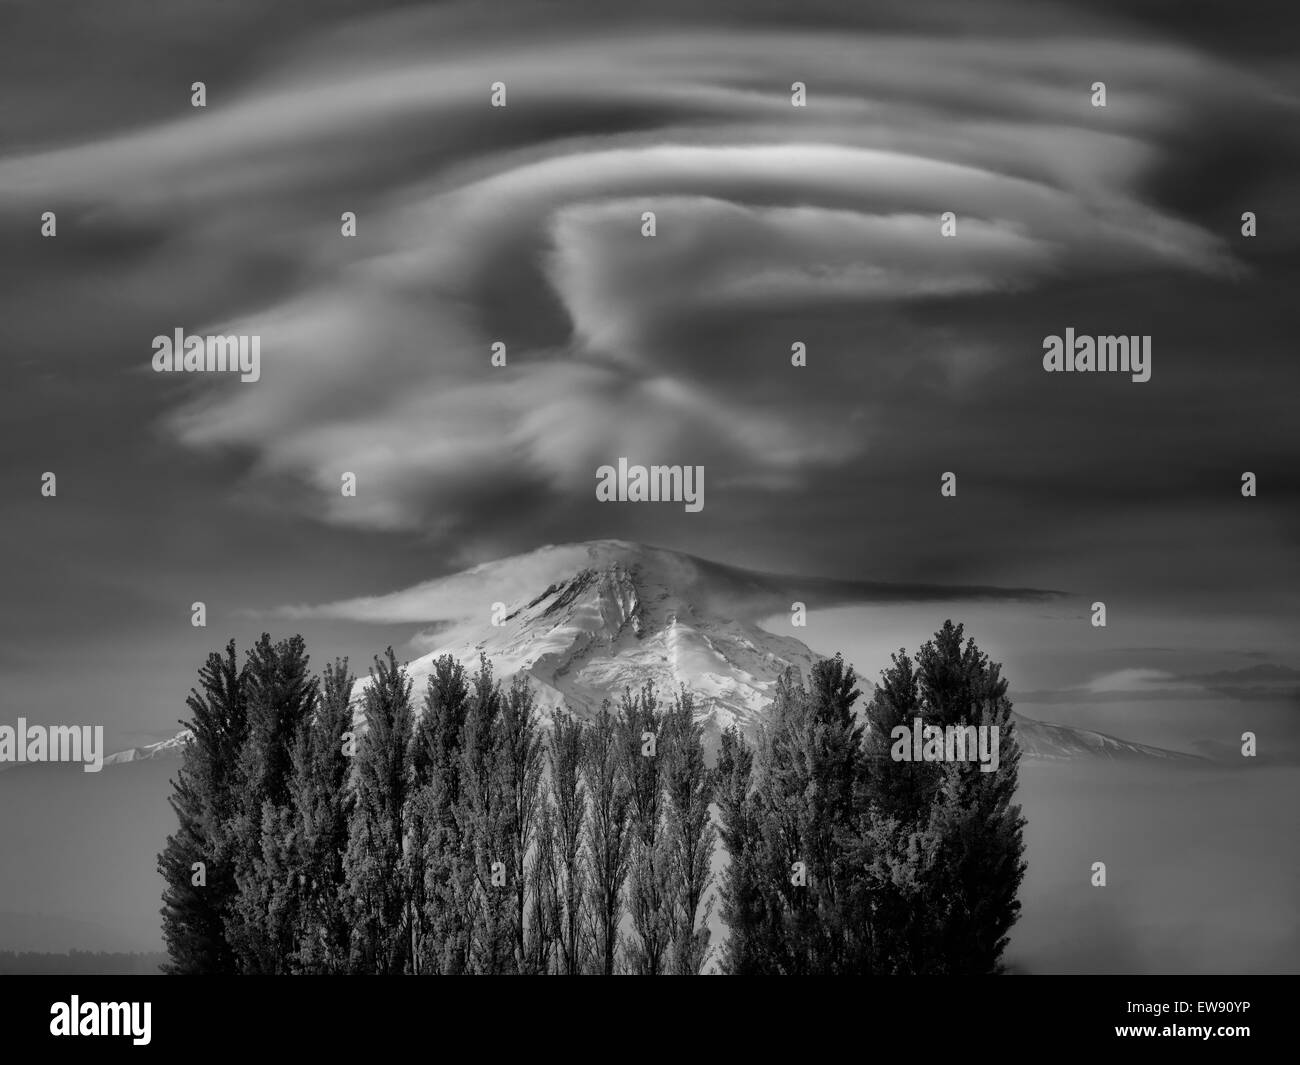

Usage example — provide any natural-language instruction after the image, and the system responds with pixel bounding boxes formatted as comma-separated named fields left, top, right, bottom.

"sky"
left=0, top=0, right=1297, bottom=760
left=0, top=0, right=1297, bottom=968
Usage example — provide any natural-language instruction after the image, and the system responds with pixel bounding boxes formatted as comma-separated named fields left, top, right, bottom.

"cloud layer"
left=2, top=7, right=1269, bottom=549
left=2, top=0, right=1297, bottom=617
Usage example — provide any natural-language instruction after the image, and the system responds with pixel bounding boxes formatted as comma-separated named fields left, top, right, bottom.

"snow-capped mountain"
left=374, top=540, right=822, bottom=745
left=346, top=540, right=1199, bottom=762
left=98, top=540, right=1201, bottom=766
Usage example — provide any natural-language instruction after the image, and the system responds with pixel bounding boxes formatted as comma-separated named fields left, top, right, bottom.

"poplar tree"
left=619, top=683, right=673, bottom=975
left=413, top=654, right=471, bottom=974
left=548, top=710, right=588, bottom=975
left=457, top=656, right=514, bottom=973
left=499, top=675, right=545, bottom=970
left=861, top=621, right=1026, bottom=974
left=287, top=658, right=355, bottom=973
left=225, top=634, right=318, bottom=973
left=583, top=700, right=632, bottom=975
left=661, top=689, right=715, bottom=974
left=523, top=797, right=559, bottom=974
left=738, top=658, right=865, bottom=974
left=749, top=670, right=817, bottom=973
left=343, top=648, right=415, bottom=974
left=804, top=653, right=867, bottom=971
left=240, top=652, right=309, bottom=974
left=715, top=724, right=762, bottom=975
left=158, top=641, right=247, bottom=974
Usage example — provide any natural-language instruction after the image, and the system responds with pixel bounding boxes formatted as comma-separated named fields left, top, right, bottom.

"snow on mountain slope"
left=371, top=540, right=822, bottom=744
left=101, top=731, right=191, bottom=768
left=1008, top=715, right=1200, bottom=762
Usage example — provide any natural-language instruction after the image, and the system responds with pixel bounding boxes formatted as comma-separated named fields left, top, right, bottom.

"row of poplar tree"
left=717, top=621, right=1026, bottom=974
left=159, top=620, right=1026, bottom=974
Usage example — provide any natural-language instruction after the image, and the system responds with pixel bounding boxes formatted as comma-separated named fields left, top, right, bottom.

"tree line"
left=159, top=620, right=1025, bottom=974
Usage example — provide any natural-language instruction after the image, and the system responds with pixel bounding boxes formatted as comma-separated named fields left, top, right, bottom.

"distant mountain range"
left=90, top=540, right=1202, bottom=767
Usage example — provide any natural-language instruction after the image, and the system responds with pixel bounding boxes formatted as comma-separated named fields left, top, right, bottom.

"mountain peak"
left=397, top=542, right=819, bottom=740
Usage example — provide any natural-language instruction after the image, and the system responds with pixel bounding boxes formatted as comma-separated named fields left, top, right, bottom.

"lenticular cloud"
left=1, top=7, right=1249, bottom=532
